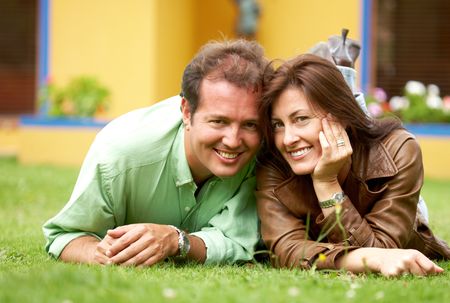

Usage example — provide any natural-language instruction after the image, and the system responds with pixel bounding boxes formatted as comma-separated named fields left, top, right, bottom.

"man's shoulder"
left=92, top=96, right=183, bottom=165
left=102, top=96, right=182, bottom=134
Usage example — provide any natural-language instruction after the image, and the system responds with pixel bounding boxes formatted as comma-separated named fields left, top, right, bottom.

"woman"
left=257, top=54, right=450, bottom=276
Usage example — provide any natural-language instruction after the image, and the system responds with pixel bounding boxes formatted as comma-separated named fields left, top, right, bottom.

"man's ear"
left=181, top=97, right=191, bottom=127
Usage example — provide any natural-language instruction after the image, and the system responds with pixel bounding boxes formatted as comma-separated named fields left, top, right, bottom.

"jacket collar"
left=353, top=140, right=398, bottom=181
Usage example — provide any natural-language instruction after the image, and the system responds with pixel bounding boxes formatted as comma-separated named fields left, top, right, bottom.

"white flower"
left=287, top=286, right=300, bottom=297
left=389, top=96, right=409, bottom=111
left=405, top=81, right=426, bottom=95
left=427, top=84, right=440, bottom=96
left=426, top=95, right=443, bottom=109
left=162, top=288, right=177, bottom=299
left=346, top=289, right=356, bottom=299
left=426, top=84, right=443, bottom=109
left=375, top=291, right=385, bottom=300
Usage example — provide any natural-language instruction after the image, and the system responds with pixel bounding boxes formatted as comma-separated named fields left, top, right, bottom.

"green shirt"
left=42, top=96, right=259, bottom=264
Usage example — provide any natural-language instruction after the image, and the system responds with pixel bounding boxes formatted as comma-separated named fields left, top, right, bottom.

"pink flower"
left=368, top=103, right=384, bottom=117
left=373, top=87, right=387, bottom=103
left=443, top=96, right=450, bottom=112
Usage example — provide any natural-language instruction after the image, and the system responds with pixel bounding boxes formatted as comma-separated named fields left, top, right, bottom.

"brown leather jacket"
left=256, top=129, right=450, bottom=270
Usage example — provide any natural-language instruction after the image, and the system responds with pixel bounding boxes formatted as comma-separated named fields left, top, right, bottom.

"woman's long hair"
left=258, top=54, right=402, bottom=175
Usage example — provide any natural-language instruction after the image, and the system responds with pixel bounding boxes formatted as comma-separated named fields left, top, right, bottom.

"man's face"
left=182, top=79, right=261, bottom=184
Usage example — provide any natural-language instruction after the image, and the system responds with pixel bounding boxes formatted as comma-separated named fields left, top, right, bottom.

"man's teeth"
left=289, top=147, right=311, bottom=157
left=217, top=150, right=239, bottom=159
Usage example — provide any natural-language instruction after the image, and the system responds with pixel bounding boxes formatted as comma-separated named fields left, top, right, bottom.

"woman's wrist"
left=312, top=179, right=342, bottom=202
left=335, top=248, right=381, bottom=273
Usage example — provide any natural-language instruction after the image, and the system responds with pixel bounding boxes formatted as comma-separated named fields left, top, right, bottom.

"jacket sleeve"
left=256, top=163, right=358, bottom=270
left=316, top=134, right=424, bottom=249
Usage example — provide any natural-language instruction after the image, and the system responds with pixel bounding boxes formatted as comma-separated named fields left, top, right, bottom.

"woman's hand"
left=336, top=247, right=444, bottom=277
left=311, top=115, right=352, bottom=184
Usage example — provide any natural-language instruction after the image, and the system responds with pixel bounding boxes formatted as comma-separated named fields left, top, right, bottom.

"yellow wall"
left=417, top=137, right=450, bottom=180
left=154, top=0, right=196, bottom=102
left=258, top=0, right=361, bottom=67
left=51, top=0, right=157, bottom=118
left=49, top=0, right=361, bottom=119
left=18, top=127, right=99, bottom=167
left=0, top=123, right=18, bottom=156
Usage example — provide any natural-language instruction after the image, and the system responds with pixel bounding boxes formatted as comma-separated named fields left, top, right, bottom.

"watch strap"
left=169, top=225, right=191, bottom=258
left=319, top=192, right=346, bottom=209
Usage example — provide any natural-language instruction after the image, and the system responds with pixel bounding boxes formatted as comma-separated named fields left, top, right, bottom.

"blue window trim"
left=360, top=0, right=372, bottom=95
left=38, top=0, right=50, bottom=115
left=20, top=115, right=108, bottom=128
left=404, top=124, right=450, bottom=137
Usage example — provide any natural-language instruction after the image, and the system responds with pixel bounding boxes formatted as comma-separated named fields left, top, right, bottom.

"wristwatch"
left=169, top=225, right=191, bottom=258
left=319, top=191, right=347, bottom=208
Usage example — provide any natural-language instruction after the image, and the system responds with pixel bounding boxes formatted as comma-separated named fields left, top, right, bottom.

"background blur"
left=1, top=0, right=449, bottom=178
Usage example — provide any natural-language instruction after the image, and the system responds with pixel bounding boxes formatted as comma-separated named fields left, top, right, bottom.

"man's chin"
left=211, top=167, right=243, bottom=179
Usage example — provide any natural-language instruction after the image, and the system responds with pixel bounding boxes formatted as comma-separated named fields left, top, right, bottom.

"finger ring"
left=336, top=138, right=345, bottom=147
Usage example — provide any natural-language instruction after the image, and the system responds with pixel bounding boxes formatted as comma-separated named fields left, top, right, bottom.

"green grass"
left=1, top=157, right=449, bottom=303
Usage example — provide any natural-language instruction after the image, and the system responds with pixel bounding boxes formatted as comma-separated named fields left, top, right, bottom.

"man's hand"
left=336, top=247, right=444, bottom=277
left=94, top=234, right=117, bottom=264
left=103, top=223, right=179, bottom=266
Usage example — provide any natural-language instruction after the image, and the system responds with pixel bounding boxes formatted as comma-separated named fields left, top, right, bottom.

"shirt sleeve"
left=42, top=138, right=117, bottom=259
left=190, top=176, right=259, bottom=264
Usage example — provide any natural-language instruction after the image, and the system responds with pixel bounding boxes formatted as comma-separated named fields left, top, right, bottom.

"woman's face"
left=271, top=87, right=325, bottom=175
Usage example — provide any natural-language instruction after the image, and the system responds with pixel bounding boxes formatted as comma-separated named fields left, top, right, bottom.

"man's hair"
left=259, top=54, right=402, bottom=171
left=181, top=39, right=269, bottom=114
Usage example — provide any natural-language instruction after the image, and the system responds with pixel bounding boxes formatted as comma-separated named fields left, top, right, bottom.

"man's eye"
left=244, top=122, right=258, bottom=130
left=210, top=120, right=225, bottom=124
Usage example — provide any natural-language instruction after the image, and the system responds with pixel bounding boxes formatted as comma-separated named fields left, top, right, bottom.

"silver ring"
left=336, top=138, right=345, bottom=147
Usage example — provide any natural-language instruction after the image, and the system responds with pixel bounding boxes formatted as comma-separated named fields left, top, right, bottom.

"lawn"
left=0, top=157, right=449, bottom=303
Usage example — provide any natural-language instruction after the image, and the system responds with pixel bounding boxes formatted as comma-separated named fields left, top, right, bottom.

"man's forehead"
left=198, top=79, right=259, bottom=104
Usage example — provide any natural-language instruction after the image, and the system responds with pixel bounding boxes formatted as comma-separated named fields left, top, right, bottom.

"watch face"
left=333, top=192, right=345, bottom=202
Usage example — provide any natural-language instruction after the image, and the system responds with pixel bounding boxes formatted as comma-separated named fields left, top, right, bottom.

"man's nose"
left=222, top=126, right=242, bottom=149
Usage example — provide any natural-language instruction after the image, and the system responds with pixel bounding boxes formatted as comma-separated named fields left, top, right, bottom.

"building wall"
left=49, top=0, right=361, bottom=119
left=259, top=0, right=361, bottom=60
left=50, top=0, right=157, bottom=117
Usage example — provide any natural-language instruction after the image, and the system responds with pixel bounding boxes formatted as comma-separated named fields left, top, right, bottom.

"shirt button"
left=184, top=206, right=191, bottom=212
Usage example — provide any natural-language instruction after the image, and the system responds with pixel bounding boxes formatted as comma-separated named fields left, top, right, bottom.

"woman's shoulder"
left=356, top=128, right=422, bottom=181
left=256, top=155, right=295, bottom=190
left=381, top=128, right=421, bottom=156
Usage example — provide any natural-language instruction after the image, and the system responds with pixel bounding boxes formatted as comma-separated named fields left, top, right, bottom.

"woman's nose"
left=283, top=127, right=299, bottom=146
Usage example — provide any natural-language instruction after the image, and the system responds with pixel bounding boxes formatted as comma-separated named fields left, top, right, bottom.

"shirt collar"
left=171, top=124, right=195, bottom=187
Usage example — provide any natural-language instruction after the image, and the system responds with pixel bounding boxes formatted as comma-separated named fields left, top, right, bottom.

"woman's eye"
left=271, top=121, right=283, bottom=130
left=294, top=116, right=309, bottom=123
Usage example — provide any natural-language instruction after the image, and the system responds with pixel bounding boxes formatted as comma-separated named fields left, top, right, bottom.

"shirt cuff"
left=190, top=228, right=253, bottom=265
left=46, top=232, right=101, bottom=259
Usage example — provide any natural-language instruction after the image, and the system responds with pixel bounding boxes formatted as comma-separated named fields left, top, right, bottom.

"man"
left=43, top=39, right=269, bottom=266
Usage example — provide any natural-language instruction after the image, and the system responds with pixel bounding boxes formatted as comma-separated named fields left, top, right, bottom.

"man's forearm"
left=59, top=235, right=100, bottom=264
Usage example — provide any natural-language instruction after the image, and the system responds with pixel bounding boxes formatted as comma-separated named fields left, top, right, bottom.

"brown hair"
left=259, top=54, right=402, bottom=169
left=181, top=39, right=269, bottom=114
